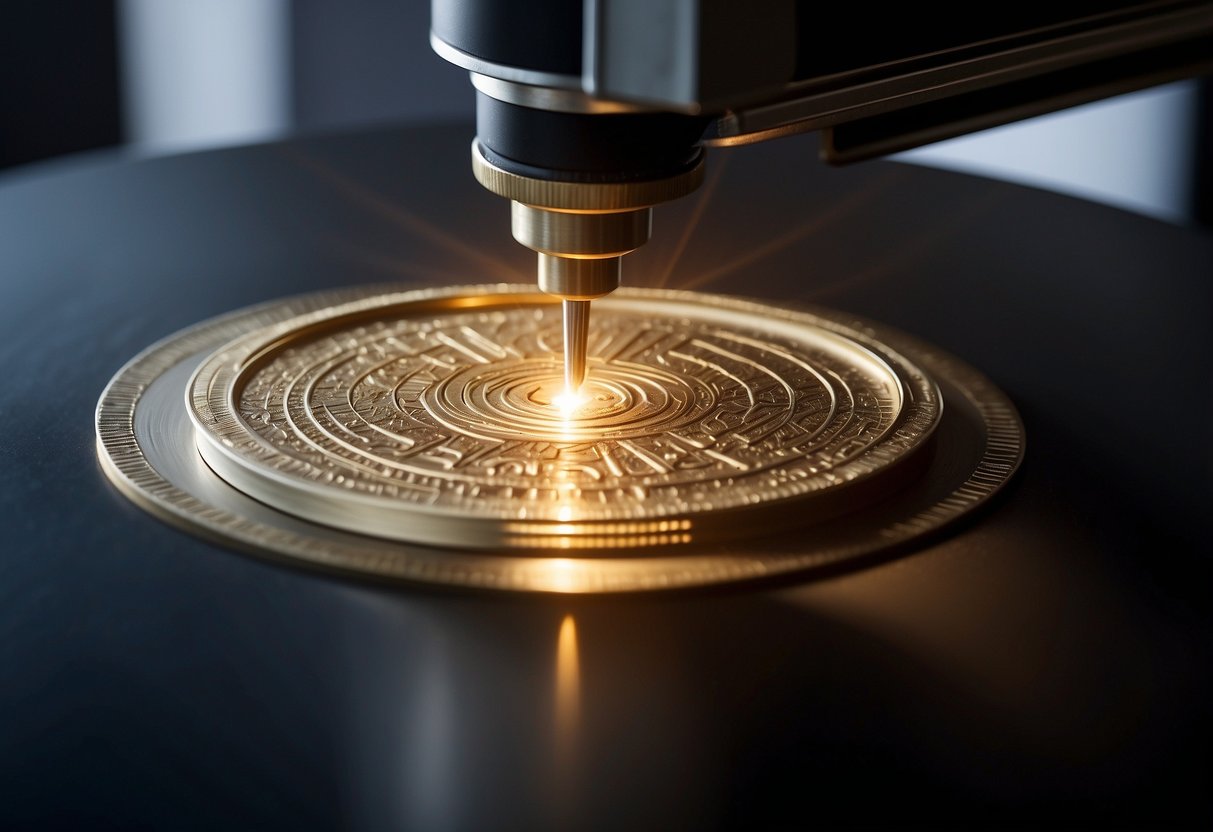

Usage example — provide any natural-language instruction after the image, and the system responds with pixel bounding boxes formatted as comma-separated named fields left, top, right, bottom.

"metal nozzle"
left=523, top=210, right=639, bottom=390
left=469, top=140, right=705, bottom=392
left=562, top=299, right=590, bottom=391
left=541, top=255, right=617, bottom=391
left=516, top=204, right=646, bottom=296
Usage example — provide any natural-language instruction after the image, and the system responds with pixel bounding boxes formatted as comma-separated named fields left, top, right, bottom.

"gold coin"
left=96, top=284, right=1023, bottom=592
left=188, top=287, right=941, bottom=549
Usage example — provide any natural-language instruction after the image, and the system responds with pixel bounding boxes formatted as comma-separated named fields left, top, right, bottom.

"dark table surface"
left=1, top=123, right=1210, bottom=830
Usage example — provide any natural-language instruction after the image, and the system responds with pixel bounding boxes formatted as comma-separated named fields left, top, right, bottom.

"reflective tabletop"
left=1, top=124, right=1209, bottom=829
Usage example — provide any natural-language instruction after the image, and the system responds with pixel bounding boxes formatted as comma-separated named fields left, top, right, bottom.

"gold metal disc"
left=97, top=285, right=1023, bottom=592
left=188, top=287, right=939, bottom=549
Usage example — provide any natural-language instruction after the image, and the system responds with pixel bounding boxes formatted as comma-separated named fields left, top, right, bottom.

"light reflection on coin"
left=187, top=288, right=941, bottom=549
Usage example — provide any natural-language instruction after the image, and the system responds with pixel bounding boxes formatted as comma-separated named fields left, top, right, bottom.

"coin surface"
left=96, top=284, right=1024, bottom=592
left=188, top=287, right=941, bottom=548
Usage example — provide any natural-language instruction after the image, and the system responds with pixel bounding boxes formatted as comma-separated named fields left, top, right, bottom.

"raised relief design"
left=189, top=291, right=941, bottom=545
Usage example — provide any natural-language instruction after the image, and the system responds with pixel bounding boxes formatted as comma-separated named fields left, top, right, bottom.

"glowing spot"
left=552, top=389, right=588, bottom=417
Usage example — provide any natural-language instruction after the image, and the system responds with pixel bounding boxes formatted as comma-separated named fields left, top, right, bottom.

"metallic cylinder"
left=538, top=254, right=621, bottom=299
left=472, top=140, right=704, bottom=211
left=511, top=204, right=651, bottom=257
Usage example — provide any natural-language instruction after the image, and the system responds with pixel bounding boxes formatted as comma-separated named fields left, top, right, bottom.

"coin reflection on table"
left=96, top=284, right=1023, bottom=591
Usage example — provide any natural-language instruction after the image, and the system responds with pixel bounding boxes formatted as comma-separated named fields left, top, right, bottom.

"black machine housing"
left=433, top=0, right=1213, bottom=183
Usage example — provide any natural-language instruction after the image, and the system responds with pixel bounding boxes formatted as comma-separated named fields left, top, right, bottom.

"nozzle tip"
left=562, top=299, right=590, bottom=392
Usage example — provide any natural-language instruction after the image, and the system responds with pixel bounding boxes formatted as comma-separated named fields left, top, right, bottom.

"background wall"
left=0, top=4, right=124, bottom=170
left=1, top=1, right=1209, bottom=227
left=898, top=82, right=1202, bottom=225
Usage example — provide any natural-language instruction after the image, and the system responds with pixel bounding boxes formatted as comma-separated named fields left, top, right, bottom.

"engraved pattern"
left=190, top=292, right=940, bottom=542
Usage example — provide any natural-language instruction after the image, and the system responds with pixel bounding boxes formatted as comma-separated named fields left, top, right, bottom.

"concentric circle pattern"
left=187, top=288, right=942, bottom=547
left=424, top=357, right=712, bottom=443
